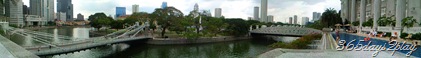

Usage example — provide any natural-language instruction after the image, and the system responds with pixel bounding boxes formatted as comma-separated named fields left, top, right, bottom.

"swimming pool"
left=332, top=33, right=420, bottom=57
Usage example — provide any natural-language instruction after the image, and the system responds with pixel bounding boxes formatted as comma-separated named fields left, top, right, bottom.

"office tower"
left=57, top=0, right=73, bottom=21
left=132, top=4, right=139, bottom=13
left=5, top=0, right=24, bottom=26
left=215, top=8, right=222, bottom=18
left=115, top=7, right=126, bottom=18
left=294, top=15, right=297, bottom=24
left=267, top=15, right=274, bottom=22
left=31, top=0, right=54, bottom=21
left=162, top=2, right=167, bottom=9
left=77, top=13, right=84, bottom=21
left=254, top=7, right=259, bottom=21
left=57, top=12, right=66, bottom=22
left=302, top=17, right=309, bottom=25
left=261, top=0, right=267, bottom=22
left=289, top=17, right=293, bottom=24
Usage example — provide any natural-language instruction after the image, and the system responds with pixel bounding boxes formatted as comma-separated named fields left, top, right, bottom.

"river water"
left=8, top=27, right=298, bottom=58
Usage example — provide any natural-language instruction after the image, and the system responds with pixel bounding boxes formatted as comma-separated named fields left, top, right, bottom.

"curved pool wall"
left=331, top=33, right=420, bottom=57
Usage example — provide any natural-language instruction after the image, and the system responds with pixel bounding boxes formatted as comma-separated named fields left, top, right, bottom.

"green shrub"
left=269, top=33, right=322, bottom=49
left=411, top=33, right=421, bottom=40
left=385, top=32, right=392, bottom=37
left=400, top=33, right=408, bottom=39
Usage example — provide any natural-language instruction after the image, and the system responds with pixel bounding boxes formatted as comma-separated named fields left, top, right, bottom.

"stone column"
left=351, top=0, right=356, bottom=23
left=359, top=0, right=366, bottom=33
left=408, top=0, right=421, bottom=27
left=373, top=0, right=381, bottom=30
left=342, top=0, right=348, bottom=24
left=395, top=0, right=405, bottom=30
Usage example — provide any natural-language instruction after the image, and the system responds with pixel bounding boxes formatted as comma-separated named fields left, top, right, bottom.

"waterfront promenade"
left=0, top=35, right=39, bottom=58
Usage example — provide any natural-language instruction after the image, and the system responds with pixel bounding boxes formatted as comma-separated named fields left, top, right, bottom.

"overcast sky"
left=22, top=0, right=341, bottom=23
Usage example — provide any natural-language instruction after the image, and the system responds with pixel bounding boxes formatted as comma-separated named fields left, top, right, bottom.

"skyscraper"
left=5, top=0, right=24, bottom=26
left=23, top=5, right=29, bottom=14
left=289, top=17, right=293, bottom=24
left=261, top=0, right=268, bottom=22
left=267, top=15, right=274, bottom=22
left=57, top=12, right=66, bottom=22
left=115, top=7, right=126, bottom=18
left=57, top=0, right=73, bottom=21
left=162, top=2, right=167, bottom=9
left=302, top=17, right=309, bottom=25
left=254, top=7, right=259, bottom=21
left=215, top=8, right=222, bottom=18
left=77, top=13, right=84, bottom=21
left=312, top=12, right=321, bottom=21
left=132, top=4, right=139, bottom=13
left=294, top=15, right=297, bottom=24
left=31, top=0, right=54, bottom=21
left=194, top=3, right=199, bottom=11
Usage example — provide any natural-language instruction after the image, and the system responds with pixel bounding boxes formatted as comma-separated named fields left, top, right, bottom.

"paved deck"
left=269, top=49, right=413, bottom=58
left=258, top=32, right=417, bottom=58
left=0, top=35, right=39, bottom=58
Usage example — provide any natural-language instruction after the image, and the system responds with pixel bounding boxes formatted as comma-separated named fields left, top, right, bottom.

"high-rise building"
left=312, top=12, right=321, bottom=21
left=267, top=15, right=274, bottom=22
left=254, top=7, right=259, bottom=21
left=23, top=5, right=29, bottom=15
left=248, top=17, right=253, bottom=20
left=57, top=0, right=73, bottom=21
left=132, top=4, right=139, bottom=13
left=77, top=13, right=84, bottom=21
left=194, top=3, right=199, bottom=11
left=261, top=0, right=268, bottom=22
left=115, top=7, right=126, bottom=19
left=215, top=8, right=222, bottom=18
left=162, top=2, right=167, bottom=9
left=289, top=17, right=293, bottom=24
left=31, top=0, right=54, bottom=22
left=302, top=17, right=309, bottom=25
left=5, top=0, right=24, bottom=26
left=294, top=15, right=297, bottom=24
left=25, top=15, right=46, bottom=26
left=57, top=12, right=66, bottom=22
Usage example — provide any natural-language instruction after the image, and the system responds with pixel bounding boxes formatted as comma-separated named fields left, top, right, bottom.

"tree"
left=110, top=20, right=125, bottom=29
left=88, top=13, right=114, bottom=29
left=352, top=21, right=359, bottom=26
left=124, top=12, right=149, bottom=25
left=202, top=17, right=227, bottom=36
left=402, top=16, right=417, bottom=28
left=223, top=18, right=249, bottom=36
left=307, top=20, right=324, bottom=30
left=151, top=7, right=184, bottom=37
left=320, top=8, right=342, bottom=28
left=362, top=18, right=373, bottom=27
left=378, top=15, right=395, bottom=26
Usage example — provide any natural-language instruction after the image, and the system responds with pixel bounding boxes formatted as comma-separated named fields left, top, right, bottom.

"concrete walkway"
left=258, top=32, right=416, bottom=58
left=0, top=35, right=39, bottom=58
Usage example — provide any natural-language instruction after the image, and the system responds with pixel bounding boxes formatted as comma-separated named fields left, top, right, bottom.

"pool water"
left=332, top=33, right=420, bottom=57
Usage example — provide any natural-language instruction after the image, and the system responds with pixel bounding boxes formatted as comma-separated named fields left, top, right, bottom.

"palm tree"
left=377, top=15, right=395, bottom=27
left=402, top=16, right=417, bottom=28
left=320, top=8, right=342, bottom=28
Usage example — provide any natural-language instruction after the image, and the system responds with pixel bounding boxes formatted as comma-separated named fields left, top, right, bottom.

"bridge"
left=0, top=22, right=153, bottom=56
left=249, top=25, right=322, bottom=37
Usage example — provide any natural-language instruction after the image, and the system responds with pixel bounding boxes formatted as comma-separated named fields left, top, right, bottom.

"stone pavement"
left=258, top=32, right=417, bottom=58
left=0, top=35, right=39, bottom=58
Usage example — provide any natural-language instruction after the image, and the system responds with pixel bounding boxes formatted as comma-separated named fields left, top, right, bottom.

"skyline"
left=21, top=0, right=341, bottom=23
